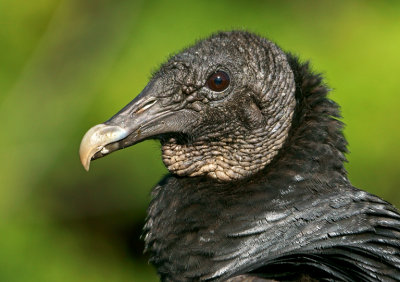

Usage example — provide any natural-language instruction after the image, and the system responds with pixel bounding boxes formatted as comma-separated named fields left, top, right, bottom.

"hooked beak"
left=79, top=124, right=129, bottom=171
left=79, top=81, right=194, bottom=171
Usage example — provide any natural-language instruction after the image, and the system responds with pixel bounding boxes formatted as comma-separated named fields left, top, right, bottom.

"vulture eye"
left=206, top=71, right=230, bottom=92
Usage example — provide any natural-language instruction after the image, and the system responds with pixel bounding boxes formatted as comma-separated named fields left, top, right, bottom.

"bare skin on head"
left=79, top=32, right=295, bottom=181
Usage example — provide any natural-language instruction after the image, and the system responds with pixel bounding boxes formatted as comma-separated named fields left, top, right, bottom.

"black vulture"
left=79, top=31, right=400, bottom=281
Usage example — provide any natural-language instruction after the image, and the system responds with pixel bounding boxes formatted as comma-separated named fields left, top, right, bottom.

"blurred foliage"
left=0, top=0, right=399, bottom=281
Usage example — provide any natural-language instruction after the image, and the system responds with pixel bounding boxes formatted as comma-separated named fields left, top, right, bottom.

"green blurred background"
left=0, top=0, right=399, bottom=281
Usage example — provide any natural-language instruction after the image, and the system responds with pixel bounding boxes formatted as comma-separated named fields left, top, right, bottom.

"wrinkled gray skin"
left=80, top=32, right=295, bottom=181
left=156, top=34, right=296, bottom=181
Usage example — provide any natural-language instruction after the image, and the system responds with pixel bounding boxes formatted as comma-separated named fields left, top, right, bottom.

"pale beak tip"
left=79, top=123, right=129, bottom=172
left=79, top=141, right=92, bottom=172
left=81, top=156, right=91, bottom=171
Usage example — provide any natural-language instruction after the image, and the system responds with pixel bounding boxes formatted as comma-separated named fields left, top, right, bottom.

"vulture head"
left=79, top=31, right=400, bottom=281
left=80, top=31, right=296, bottom=181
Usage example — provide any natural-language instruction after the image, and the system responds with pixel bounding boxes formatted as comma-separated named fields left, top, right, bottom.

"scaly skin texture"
left=158, top=32, right=296, bottom=181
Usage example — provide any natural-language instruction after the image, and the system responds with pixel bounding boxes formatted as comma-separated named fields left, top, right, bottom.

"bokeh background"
left=1, top=0, right=399, bottom=281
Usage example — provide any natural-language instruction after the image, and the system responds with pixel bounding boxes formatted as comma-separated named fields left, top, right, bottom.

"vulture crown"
left=80, top=31, right=400, bottom=281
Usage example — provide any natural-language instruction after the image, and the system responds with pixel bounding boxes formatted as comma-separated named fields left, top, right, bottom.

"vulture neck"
left=144, top=57, right=356, bottom=280
left=271, top=54, right=349, bottom=184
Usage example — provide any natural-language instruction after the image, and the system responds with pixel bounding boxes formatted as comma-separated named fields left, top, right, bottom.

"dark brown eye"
left=206, top=71, right=230, bottom=92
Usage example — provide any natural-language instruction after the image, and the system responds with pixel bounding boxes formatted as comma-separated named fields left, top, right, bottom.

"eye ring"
left=206, top=71, right=230, bottom=92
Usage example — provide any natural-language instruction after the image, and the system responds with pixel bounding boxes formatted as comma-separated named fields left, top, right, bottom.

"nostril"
left=136, top=100, right=157, bottom=114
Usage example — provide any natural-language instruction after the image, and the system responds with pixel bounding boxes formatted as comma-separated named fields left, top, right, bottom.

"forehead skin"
left=155, top=32, right=276, bottom=89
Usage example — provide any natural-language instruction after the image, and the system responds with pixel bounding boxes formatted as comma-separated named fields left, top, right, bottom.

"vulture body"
left=80, top=31, right=400, bottom=281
